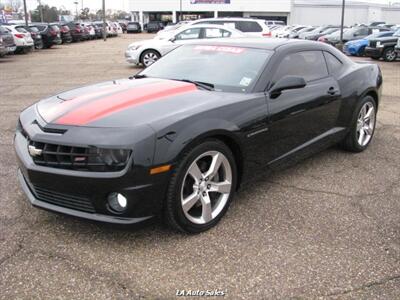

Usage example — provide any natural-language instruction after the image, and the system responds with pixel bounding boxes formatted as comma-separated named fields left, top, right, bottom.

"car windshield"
left=140, top=44, right=271, bottom=93
left=15, top=27, right=28, bottom=33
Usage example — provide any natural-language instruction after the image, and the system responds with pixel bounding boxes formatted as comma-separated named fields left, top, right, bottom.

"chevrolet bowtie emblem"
left=28, top=145, right=43, bottom=157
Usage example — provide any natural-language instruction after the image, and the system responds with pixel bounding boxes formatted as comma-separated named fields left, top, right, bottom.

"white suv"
left=4, top=25, right=34, bottom=54
left=190, top=18, right=271, bottom=37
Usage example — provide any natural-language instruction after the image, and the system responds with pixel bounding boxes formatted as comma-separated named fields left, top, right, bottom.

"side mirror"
left=169, top=36, right=176, bottom=42
left=269, top=76, right=306, bottom=98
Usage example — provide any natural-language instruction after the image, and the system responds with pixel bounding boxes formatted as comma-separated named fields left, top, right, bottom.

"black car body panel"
left=127, top=22, right=142, bottom=33
left=15, top=39, right=382, bottom=224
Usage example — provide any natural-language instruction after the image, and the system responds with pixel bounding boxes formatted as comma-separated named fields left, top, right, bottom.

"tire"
left=164, top=139, right=238, bottom=233
left=383, top=47, right=396, bottom=62
left=140, top=49, right=160, bottom=67
left=341, top=95, right=377, bottom=152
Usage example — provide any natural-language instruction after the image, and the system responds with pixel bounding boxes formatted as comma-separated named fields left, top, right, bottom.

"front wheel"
left=341, top=96, right=377, bottom=152
left=164, top=140, right=237, bottom=233
left=383, top=47, right=396, bottom=62
left=140, top=50, right=160, bottom=67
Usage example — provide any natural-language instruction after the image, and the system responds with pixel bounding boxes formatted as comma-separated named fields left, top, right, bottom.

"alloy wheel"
left=143, top=52, right=159, bottom=67
left=385, top=49, right=396, bottom=61
left=181, top=151, right=232, bottom=225
left=356, top=102, right=375, bottom=147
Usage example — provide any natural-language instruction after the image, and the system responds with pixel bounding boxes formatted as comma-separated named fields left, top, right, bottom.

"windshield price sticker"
left=194, top=45, right=245, bottom=54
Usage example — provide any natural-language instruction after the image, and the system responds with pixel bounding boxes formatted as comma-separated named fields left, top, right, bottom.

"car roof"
left=185, top=37, right=338, bottom=51
left=193, top=17, right=264, bottom=22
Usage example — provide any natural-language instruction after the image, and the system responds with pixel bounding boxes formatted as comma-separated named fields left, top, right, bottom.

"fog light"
left=108, top=192, right=127, bottom=213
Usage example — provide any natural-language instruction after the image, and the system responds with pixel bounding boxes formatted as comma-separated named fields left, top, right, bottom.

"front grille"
left=29, top=141, right=130, bottom=172
left=33, top=185, right=95, bottom=213
left=369, top=41, right=377, bottom=48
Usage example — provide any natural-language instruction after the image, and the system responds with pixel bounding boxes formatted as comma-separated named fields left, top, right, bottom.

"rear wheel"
left=341, top=96, right=377, bottom=152
left=164, top=140, right=237, bottom=233
left=140, top=50, right=160, bottom=67
left=383, top=47, right=396, bottom=62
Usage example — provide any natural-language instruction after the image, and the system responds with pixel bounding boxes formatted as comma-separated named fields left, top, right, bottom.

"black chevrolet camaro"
left=15, top=38, right=382, bottom=233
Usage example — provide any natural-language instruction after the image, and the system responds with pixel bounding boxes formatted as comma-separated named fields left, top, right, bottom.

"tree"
left=79, top=7, right=90, bottom=20
left=30, top=5, right=59, bottom=22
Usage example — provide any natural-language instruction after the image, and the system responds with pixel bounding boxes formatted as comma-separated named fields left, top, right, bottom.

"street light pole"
left=102, top=0, right=106, bottom=41
left=74, top=1, right=78, bottom=20
left=23, top=0, right=28, bottom=26
left=340, top=0, right=346, bottom=44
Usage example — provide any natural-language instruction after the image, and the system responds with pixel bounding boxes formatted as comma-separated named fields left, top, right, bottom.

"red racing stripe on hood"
left=54, top=81, right=197, bottom=125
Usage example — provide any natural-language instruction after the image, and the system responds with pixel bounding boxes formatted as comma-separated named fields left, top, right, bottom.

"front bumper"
left=14, top=116, right=169, bottom=225
left=395, top=46, right=400, bottom=56
left=365, top=47, right=383, bottom=58
left=125, top=49, right=140, bottom=64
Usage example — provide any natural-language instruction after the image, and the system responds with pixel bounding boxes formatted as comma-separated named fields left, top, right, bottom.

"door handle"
left=327, top=87, right=339, bottom=95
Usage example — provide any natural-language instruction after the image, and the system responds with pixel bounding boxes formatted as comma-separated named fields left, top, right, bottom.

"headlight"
left=128, top=45, right=141, bottom=51
left=89, top=148, right=131, bottom=170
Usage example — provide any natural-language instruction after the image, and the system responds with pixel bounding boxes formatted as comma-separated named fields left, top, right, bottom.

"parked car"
left=343, top=31, right=394, bottom=56
left=82, top=23, right=96, bottom=39
left=119, top=22, right=127, bottom=33
left=277, top=25, right=308, bottom=38
left=33, top=23, right=62, bottom=48
left=365, top=28, right=400, bottom=61
left=4, top=25, right=34, bottom=54
left=194, top=18, right=272, bottom=37
left=0, top=25, right=16, bottom=54
left=126, top=24, right=244, bottom=67
left=114, top=22, right=123, bottom=34
left=57, top=23, right=72, bottom=43
left=289, top=26, right=314, bottom=39
left=16, top=39, right=382, bottom=233
left=126, top=22, right=142, bottom=33
left=26, top=25, right=44, bottom=49
left=300, top=25, right=339, bottom=39
left=92, top=23, right=104, bottom=38
left=0, top=36, right=7, bottom=57
left=394, top=37, right=400, bottom=59
left=94, top=21, right=115, bottom=37
left=327, top=26, right=390, bottom=46
left=146, top=21, right=164, bottom=33
left=64, top=22, right=84, bottom=42
left=305, top=27, right=340, bottom=40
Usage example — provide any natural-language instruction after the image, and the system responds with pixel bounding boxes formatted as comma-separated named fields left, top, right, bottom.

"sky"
left=22, top=0, right=394, bottom=13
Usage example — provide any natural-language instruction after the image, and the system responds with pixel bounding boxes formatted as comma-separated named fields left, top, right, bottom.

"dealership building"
left=128, top=0, right=400, bottom=26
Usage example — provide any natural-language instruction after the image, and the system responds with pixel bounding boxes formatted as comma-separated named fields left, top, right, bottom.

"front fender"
left=152, top=117, right=241, bottom=166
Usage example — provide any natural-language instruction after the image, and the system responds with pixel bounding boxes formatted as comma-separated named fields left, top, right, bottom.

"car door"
left=262, top=50, right=342, bottom=165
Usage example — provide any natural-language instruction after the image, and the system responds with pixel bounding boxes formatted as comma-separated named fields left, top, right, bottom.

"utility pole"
left=74, top=1, right=78, bottom=20
left=38, top=0, right=43, bottom=22
left=340, top=0, right=345, bottom=44
left=102, top=0, right=106, bottom=41
left=23, top=0, right=28, bottom=26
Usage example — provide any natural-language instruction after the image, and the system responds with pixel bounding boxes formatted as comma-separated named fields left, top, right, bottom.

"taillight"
left=14, top=33, right=24, bottom=38
left=262, top=32, right=271, bottom=37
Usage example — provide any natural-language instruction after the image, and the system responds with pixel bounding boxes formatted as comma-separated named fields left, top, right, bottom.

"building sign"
left=190, top=0, right=231, bottom=4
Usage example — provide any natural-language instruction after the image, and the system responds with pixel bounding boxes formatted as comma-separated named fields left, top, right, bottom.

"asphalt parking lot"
left=0, top=34, right=399, bottom=299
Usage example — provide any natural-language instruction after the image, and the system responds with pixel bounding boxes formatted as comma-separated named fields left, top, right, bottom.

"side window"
left=323, top=51, right=343, bottom=75
left=204, top=28, right=230, bottom=38
left=175, top=28, right=201, bottom=40
left=237, top=21, right=262, bottom=32
left=272, top=51, right=329, bottom=84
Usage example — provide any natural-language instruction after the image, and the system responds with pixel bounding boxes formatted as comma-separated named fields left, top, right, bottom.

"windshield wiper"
left=129, top=74, right=147, bottom=80
left=175, top=79, right=214, bottom=91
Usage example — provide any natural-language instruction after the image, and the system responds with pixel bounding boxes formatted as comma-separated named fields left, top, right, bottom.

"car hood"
left=36, top=78, right=245, bottom=129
